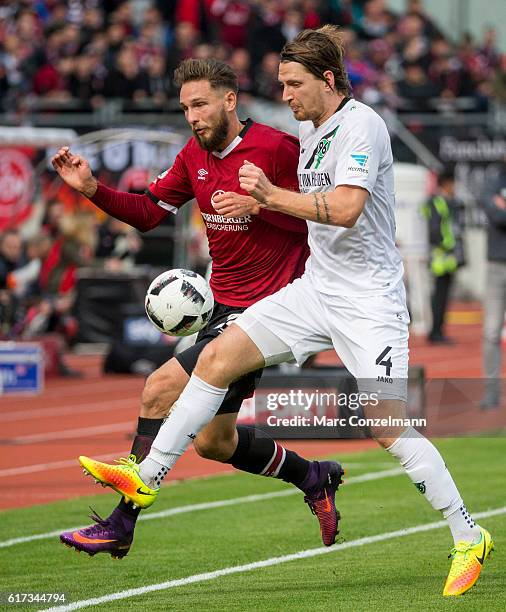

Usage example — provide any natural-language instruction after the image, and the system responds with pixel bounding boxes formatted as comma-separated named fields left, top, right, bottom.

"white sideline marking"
left=42, top=505, right=506, bottom=612
left=0, top=467, right=403, bottom=549
left=1, top=378, right=142, bottom=403
left=0, top=398, right=136, bottom=422
left=4, top=422, right=133, bottom=445
left=0, top=453, right=127, bottom=478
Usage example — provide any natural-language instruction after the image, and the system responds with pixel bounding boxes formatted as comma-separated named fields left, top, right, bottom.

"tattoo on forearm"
left=313, top=193, right=321, bottom=222
left=322, top=192, right=330, bottom=223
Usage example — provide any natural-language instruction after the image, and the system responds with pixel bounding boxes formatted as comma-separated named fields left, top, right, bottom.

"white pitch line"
left=0, top=452, right=128, bottom=478
left=41, top=505, right=506, bottom=612
left=4, top=422, right=133, bottom=445
left=0, top=467, right=404, bottom=549
left=0, top=398, right=137, bottom=422
left=0, top=457, right=392, bottom=479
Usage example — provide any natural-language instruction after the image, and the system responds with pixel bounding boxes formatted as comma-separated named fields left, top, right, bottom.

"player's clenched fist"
left=51, top=146, right=98, bottom=198
left=212, top=191, right=260, bottom=218
left=238, top=160, right=274, bottom=206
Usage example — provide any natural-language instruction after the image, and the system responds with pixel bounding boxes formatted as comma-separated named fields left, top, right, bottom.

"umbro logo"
left=198, top=168, right=208, bottom=181
left=350, top=154, right=369, bottom=167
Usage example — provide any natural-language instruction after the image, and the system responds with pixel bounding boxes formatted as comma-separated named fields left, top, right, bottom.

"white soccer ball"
left=145, top=269, right=214, bottom=336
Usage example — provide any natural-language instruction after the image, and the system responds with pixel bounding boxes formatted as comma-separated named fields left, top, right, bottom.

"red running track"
left=0, top=303, right=503, bottom=510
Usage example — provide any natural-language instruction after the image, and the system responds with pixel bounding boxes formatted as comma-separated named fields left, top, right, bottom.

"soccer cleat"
left=79, top=455, right=159, bottom=509
left=303, top=460, right=344, bottom=546
left=60, top=509, right=134, bottom=558
left=443, top=527, right=494, bottom=596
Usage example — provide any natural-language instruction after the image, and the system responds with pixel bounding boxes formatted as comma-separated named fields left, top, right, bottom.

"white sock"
left=445, top=504, right=481, bottom=544
left=139, top=374, right=227, bottom=487
left=387, top=428, right=480, bottom=543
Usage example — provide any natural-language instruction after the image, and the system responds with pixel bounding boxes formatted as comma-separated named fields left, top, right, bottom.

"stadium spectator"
left=42, top=199, right=66, bottom=239
left=95, top=217, right=142, bottom=271
left=144, top=53, right=171, bottom=105
left=481, top=164, right=506, bottom=409
left=253, top=51, right=282, bottom=101
left=210, top=0, right=252, bottom=49
left=405, top=0, right=444, bottom=41
left=19, top=213, right=96, bottom=371
left=0, top=229, right=24, bottom=338
left=0, top=0, right=501, bottom=113
left=281, top=7, right=304, bottom=43
left=356, top=0, right=392, bottom=41
left=9, top=233, right=52, bottom=301
left=397, top=61, right=441, bottom=111
left=492, top=53, right=506, bottom=103
left=422, top=170, right=466, bottom=344
left=0, top=229, right=23, bottom=290
left=102, top=45, right=149, bottom=101
left=228, top=47, right=254, bottom=97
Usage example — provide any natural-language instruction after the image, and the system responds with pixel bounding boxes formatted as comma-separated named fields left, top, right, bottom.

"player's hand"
left=238, top=160, right=274, bottom=205
left=493, top=194, right=506, bottom=210
left=212, top=192, right=260, bottom=217
left=51, top=146, right=97, bottom=198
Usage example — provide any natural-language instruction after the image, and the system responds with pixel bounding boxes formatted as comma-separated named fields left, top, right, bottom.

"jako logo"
left=198, top=168, right=208, bottom=180
left=350, top=154, right=369, bottom=167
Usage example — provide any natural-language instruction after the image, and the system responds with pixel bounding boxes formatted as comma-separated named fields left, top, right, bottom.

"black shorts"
left=175, top=302, right=263, bottom=414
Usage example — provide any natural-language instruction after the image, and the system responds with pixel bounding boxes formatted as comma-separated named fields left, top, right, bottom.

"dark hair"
left=437, top=169, right=455, bottom=186
left=174, top=58, right=238, bottom=93
left=280, top=25, right=351, bottom=95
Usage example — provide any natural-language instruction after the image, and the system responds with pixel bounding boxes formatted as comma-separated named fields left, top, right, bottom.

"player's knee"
left=196, top=342, right=234, bottom=385
left=193, top=432, right=235, bottom=462
left=141, top=370, right=179, bottom=418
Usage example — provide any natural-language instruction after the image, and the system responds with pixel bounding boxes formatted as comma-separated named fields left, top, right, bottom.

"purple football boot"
left=60, top=508, right=134, bottom=559
left=301, top=460, right=344, bottom=546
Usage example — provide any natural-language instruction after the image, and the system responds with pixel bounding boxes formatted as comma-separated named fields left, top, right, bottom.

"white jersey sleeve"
left=334, top=109, right=385, bottom=194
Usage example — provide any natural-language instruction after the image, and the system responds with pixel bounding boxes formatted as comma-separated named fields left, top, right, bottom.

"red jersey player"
left=55, top=59, right=342, bottom=559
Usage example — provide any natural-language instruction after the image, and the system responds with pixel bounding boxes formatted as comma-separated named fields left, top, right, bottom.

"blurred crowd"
left=0, top=203, right=141, bottom=359
left=0, top=0, right=504, bottom=114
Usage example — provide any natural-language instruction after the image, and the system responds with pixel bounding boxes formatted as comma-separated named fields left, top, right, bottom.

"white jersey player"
left=81, top=27, right=493, bottom=597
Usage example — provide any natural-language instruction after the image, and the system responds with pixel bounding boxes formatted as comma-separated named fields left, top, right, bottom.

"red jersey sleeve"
left=146, top=146, right=195, bottom=213
left=258, top=133, right=307, bottom=234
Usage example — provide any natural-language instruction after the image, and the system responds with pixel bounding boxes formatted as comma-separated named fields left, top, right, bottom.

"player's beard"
left=193, top=109, right=230, bottom=152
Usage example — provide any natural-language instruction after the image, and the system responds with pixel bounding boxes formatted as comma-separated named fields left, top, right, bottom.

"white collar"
left=212, top=134, right=243, bottom=159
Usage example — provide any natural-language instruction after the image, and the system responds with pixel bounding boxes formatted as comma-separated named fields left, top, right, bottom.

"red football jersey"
left=147, top=120, right=309, bottom=307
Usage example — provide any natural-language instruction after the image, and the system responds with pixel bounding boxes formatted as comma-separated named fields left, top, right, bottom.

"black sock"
left=226, top=425, right=310, bottom=488
left=117, top=417, right=164, bottom=520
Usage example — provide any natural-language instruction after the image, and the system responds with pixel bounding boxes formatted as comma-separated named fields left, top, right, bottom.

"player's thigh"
left=177, top=323, right=264, bottom=414
left=195, top=323, right=266, bottom=386
left=234, top=275, right=333, bottom=367
left=142, top=357, right=190, bottom=416
left=326, top=286, right=409, bottom=402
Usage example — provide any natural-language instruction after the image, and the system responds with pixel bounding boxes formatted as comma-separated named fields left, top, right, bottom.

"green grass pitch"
left=1, top=437, right=505, bottom=611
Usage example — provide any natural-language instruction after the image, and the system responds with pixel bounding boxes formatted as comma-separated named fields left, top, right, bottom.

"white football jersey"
left=298, top=99, right=404, bottom=296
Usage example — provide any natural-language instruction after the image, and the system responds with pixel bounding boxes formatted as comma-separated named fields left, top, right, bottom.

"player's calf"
left=140, top=357, right=188, bottom=419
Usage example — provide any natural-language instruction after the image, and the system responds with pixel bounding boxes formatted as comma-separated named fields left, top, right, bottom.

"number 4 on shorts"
left=376, top=346, right=392, bottom=376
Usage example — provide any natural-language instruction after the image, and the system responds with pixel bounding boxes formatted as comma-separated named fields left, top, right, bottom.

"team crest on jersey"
left=305, top=126, right=339, bottom=170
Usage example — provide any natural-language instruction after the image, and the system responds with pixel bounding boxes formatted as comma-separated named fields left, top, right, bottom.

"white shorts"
left=234, top=274, right=410, bottom=402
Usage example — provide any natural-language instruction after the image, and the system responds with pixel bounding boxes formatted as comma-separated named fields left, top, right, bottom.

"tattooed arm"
left=238, top=160, right=367, bottom=228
